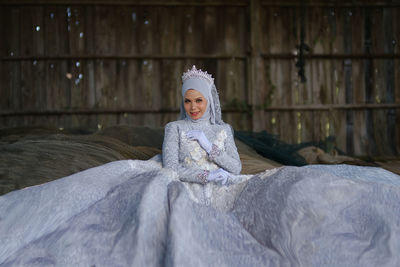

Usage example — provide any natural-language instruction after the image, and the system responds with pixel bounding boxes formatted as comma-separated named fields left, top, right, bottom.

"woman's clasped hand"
left=207, top=168, right=230, bottom=185
left=186, top=129, right=213, bottom=154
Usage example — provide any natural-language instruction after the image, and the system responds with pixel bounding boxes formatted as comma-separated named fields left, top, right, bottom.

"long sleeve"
left=162, top=122, right=209, bottom=184
left=208, top=124, right=242, bottom=174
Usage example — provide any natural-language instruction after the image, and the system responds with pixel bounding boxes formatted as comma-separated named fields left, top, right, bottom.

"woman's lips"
left=190, top=112, right=200, bottom=117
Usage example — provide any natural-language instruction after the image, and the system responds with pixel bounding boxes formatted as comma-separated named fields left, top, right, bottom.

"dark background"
left=1, top=0, right=399, bottom=158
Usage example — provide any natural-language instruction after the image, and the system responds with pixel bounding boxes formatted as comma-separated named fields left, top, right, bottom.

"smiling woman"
left=1, top=66, right=400, bottom=267
left=184, top=89, right=208, bottom=120
left=162, top=65, right=242, bottom=186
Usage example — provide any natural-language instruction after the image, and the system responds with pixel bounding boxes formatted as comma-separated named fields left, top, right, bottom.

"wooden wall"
left=1, top=0, right=399, bottom=157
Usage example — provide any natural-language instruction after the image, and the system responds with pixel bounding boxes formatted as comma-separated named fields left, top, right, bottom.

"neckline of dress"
left=184, top=118, right=211, bottom=127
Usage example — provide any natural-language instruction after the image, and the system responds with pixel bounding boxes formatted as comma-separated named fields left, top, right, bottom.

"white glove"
left=186, top=130, right=213, bottom=154
left=208, top=168, right=230, bottom=185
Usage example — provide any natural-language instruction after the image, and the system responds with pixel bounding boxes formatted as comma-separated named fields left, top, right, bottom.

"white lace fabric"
left=162, top=119, right=241, bottom=185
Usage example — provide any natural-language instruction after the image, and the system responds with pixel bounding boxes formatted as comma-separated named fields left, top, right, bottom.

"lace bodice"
left=162, top=119, right=241, bottom=184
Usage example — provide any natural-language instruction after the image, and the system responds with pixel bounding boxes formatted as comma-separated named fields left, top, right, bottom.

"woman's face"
left=183, top=89, right=208, bottom=120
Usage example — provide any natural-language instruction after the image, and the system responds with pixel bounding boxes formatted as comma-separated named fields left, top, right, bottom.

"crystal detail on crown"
left=182, top=65, right=214, bottom=85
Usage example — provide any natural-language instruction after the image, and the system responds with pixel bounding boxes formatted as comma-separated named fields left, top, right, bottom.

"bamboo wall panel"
left=0, top=1, right=399, bottom=157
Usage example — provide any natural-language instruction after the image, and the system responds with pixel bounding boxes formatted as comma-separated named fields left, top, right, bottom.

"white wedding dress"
left=1, top=119, right=400, bottom=266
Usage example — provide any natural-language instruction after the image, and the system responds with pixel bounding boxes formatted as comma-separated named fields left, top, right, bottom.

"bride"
left=1, top=66, right=400, bottom=267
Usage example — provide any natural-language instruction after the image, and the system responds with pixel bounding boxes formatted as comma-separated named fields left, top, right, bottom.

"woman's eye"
left=184, top=99, right=190, bottom=103
left=196, top=99, right=202, bottom=103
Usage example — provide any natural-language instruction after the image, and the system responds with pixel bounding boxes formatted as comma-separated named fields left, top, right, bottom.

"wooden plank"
left=266, top=111, right=280, bottom=136
left=296, top=6, right=314, bottom=143
left=397, top=60, right=400, bottom=155
left=18, top=6, right=46, bottom=114
left=135, top=6, right=160, bottom=118
left=348, top=8, right=362, bottom=54
left=36, top=60, right=47, bottom=111
left=279, top=111, right=295, bottom=144
left=0, top=6, right=13, bottom=111
left=0, top=0, right=249, bottom=7
left=343, top=7, right=354, bottom=154
left=0, top=7, right=4, bottom=58
left=395, top=8, right=400, bottom=153
left=44, top=6, right=68, bottom=111
left=20, top=60, right=35, bottom=110
left=44, top=6, right=69, bottom=56
left=92, top=7, right=117, bottom=109
left=261, top=1, right=400, bottom=8
left=202, top=7, right=219, bottom=54
left=363, top=7, right=377, bottom=156
left=93, top=114, right=116, bottom=130
left=45, top=61, right=68, bottom=110
left=6, top=52, right=400, bottom=61
left=383, top=7, right=397, bottom=156
left=221, top=60, right=248, bottom=130
left=331, top=60, right=347, bottom=153
left=67, top=6, right=87, bottom=109
left=319, top=7, right=335, bottom=147
left=5, top=7, right=22, bottom=111
left=93, top=6, right=116, bottom=55
left=306, top=7, right=322, bottom=144
left=115, top=59, right=131, bottom=110
left=67, top=6, right=86, bottom=125
left=263, top=59, right=279, bottom=134
left=20, top=6, right=45, bottom=56
left=262, top=6, right=284, bottom=137
left=135, top=6, right=158, bottom=55
left=116, top=6, right=138, bottom=55
left=220, top=6, right=247, bottom=129
left=280, top=7, right=298, bottom=144
left=82, top=8, right=96, bottom=110
left=157, top=7, right=183, bottom=124
left=114, top=6, right=139, bottom=112
left=130, top=60, right=146, bottom=111
left=158, top=6, right=182, bottom=55
left=331, top=7, right=344, bottom=55
left=0, top=61, right=9, bottom=111
left=370, top=8, right=388, bottom=156
left=351, top=8, right=367, bottom=156
left=159, top=60, right=182, bottom=111
left=92, top=7, right=107, bottom=109
left=329, top=8, right=347, bottom=153
left=93, top=59, right=117, bottom=109
left=126, top=114, right=143, bottom=126
left=182, top=6, right=198, bottom=54
left=249, top=0, right=265, bottom=132
left=395, top=8, right=400, bottom=55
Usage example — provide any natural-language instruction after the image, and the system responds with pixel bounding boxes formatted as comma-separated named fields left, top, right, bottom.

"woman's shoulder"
left=164, top=120, right=186, bottom=130
left=216, top=122, right=234, bottom=133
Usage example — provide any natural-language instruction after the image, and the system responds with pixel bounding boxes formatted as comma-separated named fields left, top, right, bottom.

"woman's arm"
left=208, top=124, right=242, bottom=175
left=162, top=122, right=209, bottom=184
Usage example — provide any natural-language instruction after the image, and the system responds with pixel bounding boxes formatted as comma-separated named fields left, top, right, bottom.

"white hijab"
left=179, top=72, right=223, bottom=125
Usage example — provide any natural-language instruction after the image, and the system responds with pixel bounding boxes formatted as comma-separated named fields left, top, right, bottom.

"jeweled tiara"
left=182, top=65, right=214, bottom=85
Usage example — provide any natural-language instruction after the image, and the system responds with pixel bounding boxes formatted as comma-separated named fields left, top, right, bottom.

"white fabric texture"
left=162, top=119, right=241, bottom=187
left=1, top=160, right=400, bottom=266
